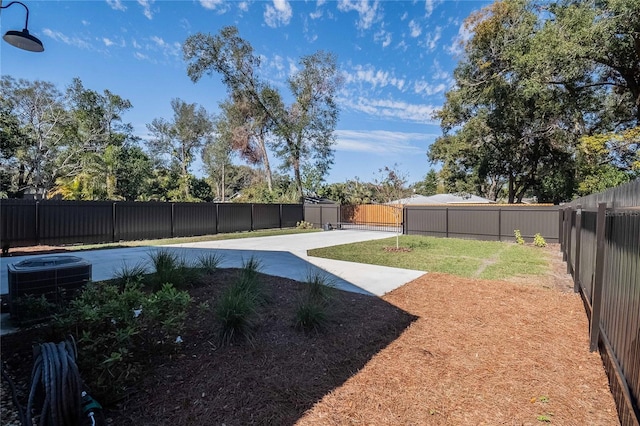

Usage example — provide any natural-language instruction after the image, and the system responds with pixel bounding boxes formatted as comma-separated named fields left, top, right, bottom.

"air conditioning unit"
left=8, top=255, right=92, bottom=319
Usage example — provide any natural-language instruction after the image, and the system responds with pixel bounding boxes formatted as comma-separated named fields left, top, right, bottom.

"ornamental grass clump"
left=294, top=271, right=334, bottom=332
left=216, top=283, right=257, bottom=346
left=148, top=249, right=200, bottom=289
left=197, top=252, right=223, bottom=275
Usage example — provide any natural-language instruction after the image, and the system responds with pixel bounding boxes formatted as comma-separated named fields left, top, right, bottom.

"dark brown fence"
left=304, top=203, right=560, bottom=241
left=405, top=205, right=560, bottom=242
left=561, top=181, right=640, bottom=426
left=0, top=200, right=303, bottom=249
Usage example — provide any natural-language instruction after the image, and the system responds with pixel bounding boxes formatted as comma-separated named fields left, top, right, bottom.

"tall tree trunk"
left=508, top=174, right=515, bottom=204
left=258, top=132, right=272, bottom=192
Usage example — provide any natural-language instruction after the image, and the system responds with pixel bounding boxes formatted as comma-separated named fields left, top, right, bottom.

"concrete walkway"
left=1, top=230, right=426, bottom=297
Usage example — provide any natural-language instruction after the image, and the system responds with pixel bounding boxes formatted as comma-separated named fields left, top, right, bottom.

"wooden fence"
left=561, top=180, right=640, bottom=426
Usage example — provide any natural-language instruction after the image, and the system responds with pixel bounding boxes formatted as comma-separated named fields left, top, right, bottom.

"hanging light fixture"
left=1, top=1, right=44, bottom=52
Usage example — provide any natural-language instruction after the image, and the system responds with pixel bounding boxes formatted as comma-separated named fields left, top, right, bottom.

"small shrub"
left=113, top=262, right=147, bottom=288
left=296, top=220, right=314, bottom=229
left=514, top=229, right=525, bottom=245
left=12, top=294, right=58, bottom=323
left=294, top=297, right=327, bottom=332
left=197, top=252, right=223, bottom=274
left=304, top=270, right=334, bottom=303
left=237, top=256, right=268, bottom=304
left=54, top=281, right=191, bottom=402
left=533, top=233, right=547, bottom=248
left=148, top=249, right=200, bottom=289
left=216, top=284, right=256, bottom=346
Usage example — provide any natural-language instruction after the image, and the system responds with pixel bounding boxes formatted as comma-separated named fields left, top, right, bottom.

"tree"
left=413, top=170, right=441, bottom=196
left=1, top=76, right=69, bottom=197
left=115, top=145, right=153, bottom=201
left=183, top=26, right=342, bottom=200
left=430, top=0, right=579, bottom=203
left=202, top=113, right=234, bottom=202
left=147, top=98, right=213, bottom=200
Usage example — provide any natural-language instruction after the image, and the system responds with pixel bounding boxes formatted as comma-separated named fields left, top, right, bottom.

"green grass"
left=308, top=235, right=548, bottom=280
left=54, top=228, right=321, bottom=252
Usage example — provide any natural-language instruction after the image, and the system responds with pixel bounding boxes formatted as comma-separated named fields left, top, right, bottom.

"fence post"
left=498, top=208, right=502, bottom=241
left=566, top=207, right=573, bottom=274
left=35, top=201, right=40, bottom=246
left=558, top=208, right=564, bottom=252
left=112, top=202, right=117, bottom=243
left=171, top=203, right=175, bottom=238
left=215, top=203, right=219, bottom=234
left=319, top=205, right=323, bottom=228
left=446, top=207, right=449, bottom=238
left=279, top=204, right=283, bottom=229
left=589, top=202, right=608, bottom=352
left=250, top=204, right=254, bottom=231
left=574, top=205, right=582, bottom=293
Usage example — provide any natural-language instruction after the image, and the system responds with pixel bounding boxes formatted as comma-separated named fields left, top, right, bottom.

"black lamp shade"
left=3, top=29, right=44, bottom=52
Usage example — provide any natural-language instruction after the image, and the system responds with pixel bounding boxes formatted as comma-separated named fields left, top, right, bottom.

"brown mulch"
left=0, top=247, right=619, bottom=425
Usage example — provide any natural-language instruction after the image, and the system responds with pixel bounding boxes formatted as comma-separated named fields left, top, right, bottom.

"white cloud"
left=337, top=0, right=381, bottom=30
left=448, top=22, right=473, bottom=56
left=132, top=39, right=141, bottom=49
left=238, top=2, right=249, bottom=12
left=42, top=28, right=91, bottom=49
left=106, top=0, right=126, bottom=11
left=199, top=0, right=224, bottom=10
left=413, top=80, right=445, bottom=96
left=335, top=130, right=427, bottom=154
left=137, top=0, right=155, bottom=20
left=134, top=51, right=150, bottom=61
left=374, top=30, right=392, bottom=48
left=264, top=0, right=293, bottom=28
left=425, top=0, right=435, bottom=17
left=149, top=36, right=181, bottom=57
left=400, top=11, right=408, bottom=21
left=339, top=96, right=437, bottom=123
left=81, top=20, right=90, bottom=26
left=409, top=20, right=422, bottom=38
left=344, top=64, right=406, bottom=91
left=102, top=38, right=115, bottom=47
left=424, top=26, right=441, bottom=51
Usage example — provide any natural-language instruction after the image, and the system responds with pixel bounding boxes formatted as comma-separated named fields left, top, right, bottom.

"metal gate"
left=339, top=204, right=402, bottom=232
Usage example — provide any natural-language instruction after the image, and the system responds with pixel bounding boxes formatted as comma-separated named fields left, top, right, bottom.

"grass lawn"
left=308, top=234, right=549, bottom=280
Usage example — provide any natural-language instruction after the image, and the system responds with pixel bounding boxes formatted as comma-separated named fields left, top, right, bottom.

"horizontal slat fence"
left=0, top=200, right=303, bottom=248
left=561, top=179, right=640, bottom=426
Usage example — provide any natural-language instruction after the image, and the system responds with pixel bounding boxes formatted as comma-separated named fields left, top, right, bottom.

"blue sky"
left=0, top=0, right=490, bottom=185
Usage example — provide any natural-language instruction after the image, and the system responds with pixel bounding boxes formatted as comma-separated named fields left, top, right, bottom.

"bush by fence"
left=0, top=200, right=303, bottom=249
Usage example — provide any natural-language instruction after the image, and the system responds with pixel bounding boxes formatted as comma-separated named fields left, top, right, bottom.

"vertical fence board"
left=217, top=204, right=252, bottom=233
left=115, top=202, right=173, bottom=241
left=172, top=202, right=217, bottom=237
left=281, top=204, right=303, bottom=228
left=252, top=204, right=280, bottom=230
left=0, top=199, right=38, bottom=247
left=39, top=201, right=113, bottom=245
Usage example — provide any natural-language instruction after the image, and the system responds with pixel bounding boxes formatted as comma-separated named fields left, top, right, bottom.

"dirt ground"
left=0, top=246, right=619, bottom=425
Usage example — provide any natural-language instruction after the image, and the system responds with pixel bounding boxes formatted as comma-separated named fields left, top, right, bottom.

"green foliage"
left=294, top=272, right=333, bottom=332
left=533, top=233, right=547, bottom=248
left=148, top=249, right=199, bottom=289
left=113, top=262, right=147, bottom=288
left=215, top=282, right=257, bottom=346
left=514, top=230, right=525, bottom=245
left=413, top=170, right=442, bottom=196
left=54, top=281, right=191, bottom=402
left=296, top=220, right=314, bottom=229
left=197, top=252, right=223, bottom=274
left=12, top=294, right=58, bottom=323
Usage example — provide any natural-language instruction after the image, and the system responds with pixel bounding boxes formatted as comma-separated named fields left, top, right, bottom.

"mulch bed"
left=0, top=248, right=619, bottom=425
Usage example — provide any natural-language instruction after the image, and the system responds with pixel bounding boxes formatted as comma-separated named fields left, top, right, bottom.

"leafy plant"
left=514, top=229, right=525, bottom=245
left=294, top=271, right=334, bottom=332
left=113, top=261, right=148, bottom=289
left=533, top=233, right=547, bottom=248
left=197, top=252, right=223, bottom=274
left=537, top=413, right=553, bottom=422
left=12, top=294, right=58, bottom=323
left=294, top=296, right=327, bottom=332
left=215, top=283, right=257, bottom=346
left=148, top=249, right=200, bottom=289
left=296, top=220, right=314, bottom=229
left=54, top=281, right=190, bottom=402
